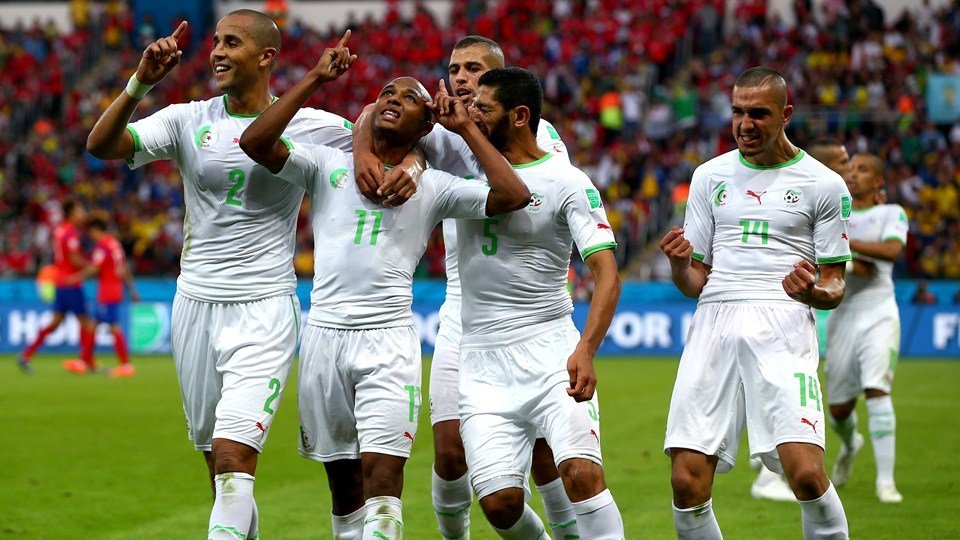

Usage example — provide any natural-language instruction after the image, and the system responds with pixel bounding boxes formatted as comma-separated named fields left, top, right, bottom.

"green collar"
left=512, top=152, right=553, bottom=169
left=223, top=95, right=279, bottom=118
left=738, top=149, right=805, bottom=170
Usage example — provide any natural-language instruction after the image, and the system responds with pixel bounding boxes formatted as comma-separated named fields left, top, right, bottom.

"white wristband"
left=125, top=74, right=154, bottom=100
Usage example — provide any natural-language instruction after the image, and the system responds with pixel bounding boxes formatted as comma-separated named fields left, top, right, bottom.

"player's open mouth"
left=380, top=108, right=401, bottom=120
left=214, top=65, right=231, bottom=75
left=739, top=134, right=758, bottom=144
left=455, top=88, right=473, bottom=100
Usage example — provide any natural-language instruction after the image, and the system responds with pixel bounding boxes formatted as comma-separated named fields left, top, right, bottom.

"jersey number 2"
left=226, top=169, right=245, bottom=207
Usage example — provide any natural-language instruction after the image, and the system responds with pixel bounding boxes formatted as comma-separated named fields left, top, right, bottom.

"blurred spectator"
left=912, top=280, right=938, bottom=304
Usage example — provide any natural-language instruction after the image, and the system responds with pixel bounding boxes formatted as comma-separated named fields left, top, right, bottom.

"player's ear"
left=781, top=104, right=794, bottom=127
left=261, top=47, right=278, bottom=71
left=512, top=105, right=530, bottom=130
left=417, top=110, right=435, bottom=139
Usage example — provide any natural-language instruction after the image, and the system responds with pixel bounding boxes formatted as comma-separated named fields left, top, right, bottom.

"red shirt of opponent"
left=91, top=234, right=127, bottom=303
left=53, top=222, right=85, bottom=287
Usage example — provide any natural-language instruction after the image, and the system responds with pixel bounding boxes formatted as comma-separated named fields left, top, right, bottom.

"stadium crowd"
left=2, top=0, right=959, bottom=282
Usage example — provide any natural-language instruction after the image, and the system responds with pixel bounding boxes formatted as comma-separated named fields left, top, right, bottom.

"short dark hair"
left=735, top=66, right=788, bottom=105
left=478, top=67, right=542, bottom=134
left=86, top=213, right=108, bottom=232
left=807, top=137, right=845, bottom=164
left=453, top=35, right=504, bottom=66
left=62, top=199, right=77, bottom=218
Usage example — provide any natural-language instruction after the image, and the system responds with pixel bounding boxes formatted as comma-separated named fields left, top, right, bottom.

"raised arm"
left=849, top=239, right=903, bottom=263
left=239, top=30, right=356, bottom=173
left=429, top=81, right=530, bottom=215
left=783, top=260, right=846, bottom=310
left=566, top=249, right=621, bottom=402
left=87, top=22, right=188, bottom=160
left=659, top=226, right=710, bottom=298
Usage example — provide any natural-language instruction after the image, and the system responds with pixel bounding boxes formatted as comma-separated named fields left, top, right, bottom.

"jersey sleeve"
left=417, top=125, right=479, bottom=178
left=682, top=165, right=714, bottom=265
left=276, top=142, right=347, bottom=193
left=428, top=171, right=491, bottom=220
left=297, top=107, right=355, bottom=153
left=125, top=103, right=190, bottom=169
left=881, top=205, right=909, bottom=244
left=91, top=245, right=106, bottom=268
left=537, top=119, right=571, bottom=163
left=813, top=172, right=853, bottom=264
left=561, top=173, right=618, bottom=260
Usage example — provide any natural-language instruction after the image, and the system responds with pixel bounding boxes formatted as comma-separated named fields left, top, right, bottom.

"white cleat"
left=876, top=482, right=903, bottom=503
left=832, top=432, right=864, bottom=487
left=751, top=467, right=797, bottom=502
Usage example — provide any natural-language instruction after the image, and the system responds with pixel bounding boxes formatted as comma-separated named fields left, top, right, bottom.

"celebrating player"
left=826, top=153, right=907, bottom=503
left=660, top=67, right=851, bottom=539
left=448, top=67, right=623, bottom=539
left=239, top=34, right=530, bottom=538
left=85, top=10, right=355, bottom=538
left=355, top=35, right=577, bottom=540
left=19, top=199, right=98, bottom=375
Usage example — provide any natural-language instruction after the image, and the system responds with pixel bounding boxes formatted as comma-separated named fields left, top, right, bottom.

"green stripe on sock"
left=208, top=525, right=247, bottom=539
left=549, top=518, right=578, bottom=529
left=434, top=504, right=470, bottom=517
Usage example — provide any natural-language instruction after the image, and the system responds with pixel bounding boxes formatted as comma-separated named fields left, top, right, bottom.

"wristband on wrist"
left=125, top=74, right=154, bottom=99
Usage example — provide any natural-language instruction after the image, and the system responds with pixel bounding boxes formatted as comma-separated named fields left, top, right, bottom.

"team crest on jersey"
left=329, top=168, right=349, bottom=189
left=195, top=126, right=217, bottom=149
left=712, top=182, right=728, bottom=207
left=585, top=188, right=603, bottom=212
left=783, top=188, right=802, bottom=207
left=840, top=195, right=852, bottom=221
left=527, top=192, right=546, bottom=214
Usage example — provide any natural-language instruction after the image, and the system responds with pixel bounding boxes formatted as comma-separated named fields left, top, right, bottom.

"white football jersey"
left=844, top=204, right=908, bottom=307
left=276, top=143, right=490, bottom=329
left=456, top=153, right=616, bottom=345
left=419, top=119, right=570, bottom=300
left=683, top=149, right=852, bottom=304
left=126, top=96, right=353, bottom=302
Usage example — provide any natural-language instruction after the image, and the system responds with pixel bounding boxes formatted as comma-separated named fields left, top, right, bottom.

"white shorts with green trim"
left=298, top=324, right=422, bottom=461
left=171, top=292, right=300, bottom=452
left=429, top=298, right=462, bottom=425
left=664, top=302, right=826, bottom=474
left=825, top=297, right=900, bottom=403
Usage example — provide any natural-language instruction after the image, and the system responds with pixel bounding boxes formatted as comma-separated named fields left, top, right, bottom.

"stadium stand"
left=1, top=0, right=959, bottom=281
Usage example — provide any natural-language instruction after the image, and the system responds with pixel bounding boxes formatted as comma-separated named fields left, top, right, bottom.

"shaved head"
left=853, top=153, right=885, bottom=177
left=453, top=35, right=505, bottom=68
left=383, top=76, right=432, bottom=103
left=735, top=66, right=788, bottom=106
left=806, top=137, right=850, bottom=177
left=225, top=9, right=281, bottom=51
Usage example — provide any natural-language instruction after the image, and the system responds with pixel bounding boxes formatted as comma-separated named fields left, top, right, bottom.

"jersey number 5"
left=481, top=218, right=498, bottom=256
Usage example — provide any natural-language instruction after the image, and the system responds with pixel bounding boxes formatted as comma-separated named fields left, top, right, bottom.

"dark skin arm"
left=782, top=260, right=846, bottom=310
left=87, top=21, right=188, bottom=159
left=566, top=249, right=620, bottom=402
left=849, top=239, right=903, bottom=263
left=659, top=226, right=710, bottom=298
left=427, top=81, right=530, bottom=215
left=239, top=31, right=356, bottom=173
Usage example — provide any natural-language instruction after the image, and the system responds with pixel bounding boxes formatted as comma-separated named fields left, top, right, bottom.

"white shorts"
left=298, top=324, right=422, bottom=462
left=825, top=298, right=899, bottom=403
left=664, top=303, right=825, bottom=474
left=459, top=318, right=603, bottom=499
left=429, top=298, right=462, bottom=425
left=171, top=293, right=300, bottom=452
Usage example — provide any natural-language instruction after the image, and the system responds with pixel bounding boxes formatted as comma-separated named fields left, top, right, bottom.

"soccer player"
left=660, top=67, right=851, bottom=539
left=451, top=67, right=623, bottom=539
left=19, top=199, right=97, bottom=375
left=826, top=153, right=907, bottom=503
left=750, top=136, right=852, bottom=502
left=238, top=39, right=530, bottom=539
left=85, top=11, right=356, bottom=538
left=67, top=213, right=140, bottom=377
left=354, top=35, right=576, bottom=540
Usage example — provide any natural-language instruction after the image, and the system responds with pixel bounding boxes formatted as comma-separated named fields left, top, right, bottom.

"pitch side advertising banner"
left=2, top=301, right=957, bottom=358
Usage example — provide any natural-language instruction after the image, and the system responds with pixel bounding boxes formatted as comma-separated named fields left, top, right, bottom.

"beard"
left=485, top=115, right=512, bottom=152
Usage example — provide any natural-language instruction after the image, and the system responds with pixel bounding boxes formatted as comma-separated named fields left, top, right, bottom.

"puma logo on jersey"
left=255, top=422, right=267, bottom=434
left=403, top=431, right=414, bottom=442
left=232, top=137, right=240, bottom=144
left=590, top=429, right=600, bottom=444
left=597, top=223, right=611, bottom=230
left=842, top=233, right=848, bottom=240
left=801, top=418, right=818, bottom=433
left=746, top=190, right=766, bottom=204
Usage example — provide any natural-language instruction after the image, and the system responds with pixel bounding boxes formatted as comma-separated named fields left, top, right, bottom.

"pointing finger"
left=336, top=29, right=352, bottom=48
left=171, top=21, right=188, bottom=41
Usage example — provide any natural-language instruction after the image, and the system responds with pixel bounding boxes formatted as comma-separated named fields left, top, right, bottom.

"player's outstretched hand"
left=379, top=166, right=418, bottom=207
left=782, top=259, right=818, bottom=304
left=313, top=30, right=357, bottom=84
left=427, top=81, right=472, bottom=134
left=566, top=348, right=597, bottom=402
left=137, top=21, right=188, bottom=85
left=659, top=226, right=693, bottom=269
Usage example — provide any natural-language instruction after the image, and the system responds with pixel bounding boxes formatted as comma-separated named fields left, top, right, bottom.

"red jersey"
left=53, top=222, right=85, bottom=287
left=92, top=235, right=127, bottom=303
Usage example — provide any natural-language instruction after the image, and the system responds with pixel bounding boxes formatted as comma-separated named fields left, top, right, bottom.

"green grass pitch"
left=3, top=355, right=958, bottom=538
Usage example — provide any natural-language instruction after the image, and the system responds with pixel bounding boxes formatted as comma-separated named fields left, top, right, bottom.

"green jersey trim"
left=126, top=125, right=143, bottom=152
left=280, top=136, right=294, bottom=150
left=691, top=252, right=706, bottom=262
left=512, top=152, right=553, bottom=169
left=582, top=241, right=618, bottom=259
left=222, top=95, right=279, bottom=118
left=882, top=236, right=906, bottom=244
left=738, top=150, right=805, bottom=170
left=817, top=255, right=852, bottom=264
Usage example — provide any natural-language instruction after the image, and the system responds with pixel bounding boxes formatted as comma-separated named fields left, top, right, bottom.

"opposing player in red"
left=69, top=213, right=141, bottom=377
left=19, top=199, right=97, bottom=375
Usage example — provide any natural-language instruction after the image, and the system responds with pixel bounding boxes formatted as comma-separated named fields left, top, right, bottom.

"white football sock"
left=362, top=496, right=403, bottom=540
left=798, top=483, right=848, bottom=540
left=673, top=499, right=722, bottom=540
left=570, top=489, right=623, bottom=539
left=536, top=478, right=579, bottom=539
left=866, top=395, right=897, bottom=485
left=830, top=411, right=858, bottom=449
left=208, top=472, right=255, bottom=539
left=331, top=506, right=365, bottom=539
left=432, top=469, right=472, bottom=539
left=492, top=503, right=548, bottom=539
